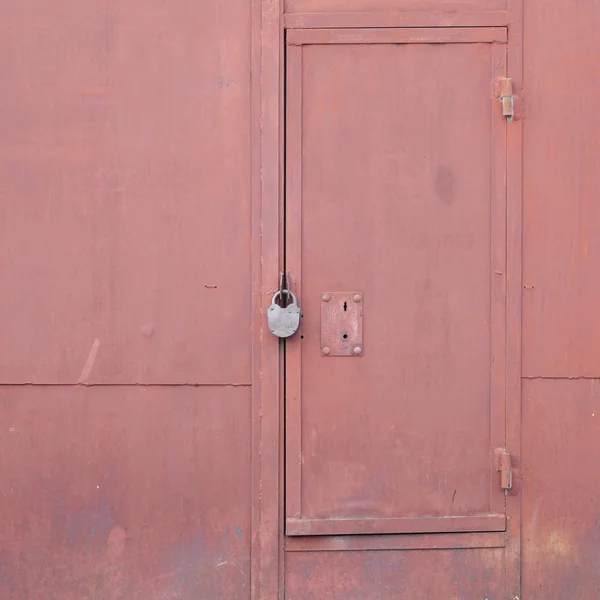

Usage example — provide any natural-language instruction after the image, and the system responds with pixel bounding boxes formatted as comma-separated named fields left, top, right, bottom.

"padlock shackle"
left=271, top=290, right=297, bottom=305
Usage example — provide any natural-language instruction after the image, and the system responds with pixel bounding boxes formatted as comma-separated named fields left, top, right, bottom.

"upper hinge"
left=494, top=77, right=515, bottom=120
left=495, top=449, right=513, bottom=493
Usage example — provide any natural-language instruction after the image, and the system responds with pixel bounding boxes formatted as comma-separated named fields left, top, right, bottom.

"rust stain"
left=107, top=526, right=127, bottom=561
left=434, top=165, right=456, bottom=205
left=81, top=87, right=113, bottom=96
left=541, top=530, right=574, bottom=559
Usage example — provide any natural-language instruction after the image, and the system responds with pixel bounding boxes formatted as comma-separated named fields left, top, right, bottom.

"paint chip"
left=78, top=338, right=101, bottom=383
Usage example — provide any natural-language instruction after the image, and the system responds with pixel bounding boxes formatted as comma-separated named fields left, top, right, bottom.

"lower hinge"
left=495, top=448, right=513, bottom=493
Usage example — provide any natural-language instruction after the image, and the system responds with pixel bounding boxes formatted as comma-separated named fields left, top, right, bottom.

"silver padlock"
left=267, top=290, right=301, bottom=338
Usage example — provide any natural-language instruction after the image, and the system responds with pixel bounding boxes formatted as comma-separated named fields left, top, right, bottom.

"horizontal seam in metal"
left=0, top=382, right=252, bottom=388
left=522, top=376, right=600, bottom=380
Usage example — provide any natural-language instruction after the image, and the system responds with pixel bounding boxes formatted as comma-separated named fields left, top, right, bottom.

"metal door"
left=285, top=27, right=514, bottom=537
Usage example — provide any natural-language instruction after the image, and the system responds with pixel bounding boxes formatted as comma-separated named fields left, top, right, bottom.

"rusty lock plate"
left=320, top=292, right=363, bottom=356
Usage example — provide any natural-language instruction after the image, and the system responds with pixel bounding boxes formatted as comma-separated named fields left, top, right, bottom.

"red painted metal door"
left=285, top=28, right=513, bottom=537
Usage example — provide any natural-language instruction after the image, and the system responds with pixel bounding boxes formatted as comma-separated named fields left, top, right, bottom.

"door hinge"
left=496, top=450, right=513, bottom=493
left=495, top=77, right=515, bottom=120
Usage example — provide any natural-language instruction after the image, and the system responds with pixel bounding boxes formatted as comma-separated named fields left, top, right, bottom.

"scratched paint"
left=0, top=0, right=253, bottom=385
left=0, top=386, right=251, bottom=599
left=285, top=549, right=505, bottom=599
left=522, top=380, right=600, bottom=598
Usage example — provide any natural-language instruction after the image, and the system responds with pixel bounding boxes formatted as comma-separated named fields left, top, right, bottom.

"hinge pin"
left=500, top=451, right=513, bottom=493
left=500, top=94, right=515, bottom=119
left=496, top=77, right=515, bottom=120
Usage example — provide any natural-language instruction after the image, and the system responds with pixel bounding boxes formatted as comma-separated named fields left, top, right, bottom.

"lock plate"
left=320, top=292, right=363, bottom=356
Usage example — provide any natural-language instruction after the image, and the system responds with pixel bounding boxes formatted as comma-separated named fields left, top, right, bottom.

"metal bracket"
left=495, top=448, right=513, bottom=494
left=495, top=77, right=515, bottom=120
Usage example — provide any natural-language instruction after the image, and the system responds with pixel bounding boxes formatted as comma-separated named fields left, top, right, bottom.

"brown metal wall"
left=1, top=0, right=600, bottom=598
left=285, top=549, right=506, bottom=598
left=0, top=0, right=252, bottom=598
left=0, top=387, right=251, bottom=598
left=522, top=1, right=600, bottom=598
left=0, top=1, right=252, bottom=385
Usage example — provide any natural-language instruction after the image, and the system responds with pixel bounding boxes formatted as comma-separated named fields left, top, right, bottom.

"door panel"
left=286, top=29, right=509, bottom=536
left=285, top=549, right=505, bottom=600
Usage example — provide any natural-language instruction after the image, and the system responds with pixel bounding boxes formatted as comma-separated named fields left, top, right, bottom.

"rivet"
left=353, top=294, right=362, bottom=303
left=322, top=293, right=331, bottom=302
left=322, top=347, right=331, bottom=356
left=353, top=346, right=362, bottom=356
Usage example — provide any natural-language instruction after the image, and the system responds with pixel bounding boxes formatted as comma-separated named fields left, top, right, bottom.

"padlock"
left=267, top=290, right=301, bottom=338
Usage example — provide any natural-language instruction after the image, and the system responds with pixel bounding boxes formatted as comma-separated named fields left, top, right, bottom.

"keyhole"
left=343, top=301, right=347, bottom=312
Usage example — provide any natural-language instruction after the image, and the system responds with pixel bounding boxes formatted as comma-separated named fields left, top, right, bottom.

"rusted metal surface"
left=0, top=386, right=251, bottom=599
left=0, top=0, right=254, bottom=598
left=519, top=3, right=600, bottom=598
left=0, top=0, right=252, bottom=385
left=4, top=0, right=600, bottom=596
left=522, top=380, right=600, bottom=599
left=522, top=0, right=600, bottom=378
left=284, top=531, right=506, bottom=552
left=285, top=549, right=506, bottom=599
left=285, top=28, right=512, bottom=538
left=320, top=292, right=363, bottom=357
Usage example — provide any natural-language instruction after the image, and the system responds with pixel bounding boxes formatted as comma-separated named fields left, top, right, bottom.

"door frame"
left=251, top=2, right=523, bottom=599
